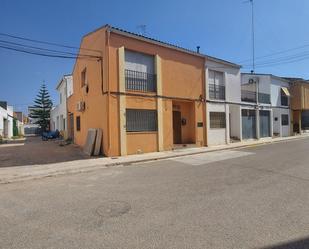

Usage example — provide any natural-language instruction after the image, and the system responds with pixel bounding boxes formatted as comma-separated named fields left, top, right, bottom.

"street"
left=1, top=138, right=309, bottom=249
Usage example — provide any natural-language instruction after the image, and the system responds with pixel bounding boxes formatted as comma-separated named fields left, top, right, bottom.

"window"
left=125, top=50, right=156, bottom=92
left=81, top=68, right=87, bottom=87
left=126, top=109, right=157, bottom=132
left=63, top=118, right=66, bottom=130
left=210, top=112, right=226, bottom=129
left=282, top=114, right=289, bottom=126
left=281, top=89, right=288, bottom=106
left=60, top=93, right=62, bottom=104
left=76, top=116, right=81, bottom=131
left=208, top=70, right=225, bottom=100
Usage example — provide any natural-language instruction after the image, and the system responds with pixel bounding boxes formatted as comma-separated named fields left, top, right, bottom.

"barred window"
left=210, top=112, right=226, bottom=129
left=281, top=114, right=289, bottom=126
left=126, top=109, right=157, bottom=132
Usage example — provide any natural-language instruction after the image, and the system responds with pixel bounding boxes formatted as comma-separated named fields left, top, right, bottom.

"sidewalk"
left=1, top=134, right=308, bottom=184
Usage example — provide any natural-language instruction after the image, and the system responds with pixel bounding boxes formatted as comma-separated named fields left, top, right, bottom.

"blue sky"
left=1, top=0, right=309, bottom=113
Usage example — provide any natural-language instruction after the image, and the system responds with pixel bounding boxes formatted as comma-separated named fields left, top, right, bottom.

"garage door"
left=259, top=110, right=271, bottom=138
left=242, top=109, right=256, bottom=139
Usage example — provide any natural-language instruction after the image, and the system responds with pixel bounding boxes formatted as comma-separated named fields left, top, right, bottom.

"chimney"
left=196, top=46, right=200, bottom=53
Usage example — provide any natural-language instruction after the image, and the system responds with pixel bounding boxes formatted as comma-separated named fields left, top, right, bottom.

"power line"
left=238, top=43, right=309, bottom=64
left=0, top=32, right=101, bottom=53
left=0, top=44, right=99, bottom=60
left=0, top=39, right=101, bottom=59
left=242, top=53, right=309, bottom=68
left=242, top=51, right=309, bottom=67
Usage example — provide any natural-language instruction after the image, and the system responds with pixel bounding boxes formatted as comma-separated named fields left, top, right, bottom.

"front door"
left=242, top=109, right=256, bottom=139
left=259, top=110, right=271, bottom=138
left=173, top=111, right=182, bottom=144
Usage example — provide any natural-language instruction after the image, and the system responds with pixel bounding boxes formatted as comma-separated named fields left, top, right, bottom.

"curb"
left=1, top=135, right=308, bottom=184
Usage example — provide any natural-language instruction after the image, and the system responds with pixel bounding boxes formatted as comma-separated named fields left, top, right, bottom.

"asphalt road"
left=1, top=138, right=309, bottom=249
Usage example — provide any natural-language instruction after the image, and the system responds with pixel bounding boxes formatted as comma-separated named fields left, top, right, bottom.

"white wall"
left=241, top=74, right=271, bottom=95
left=206, top=60, right=241, bottom=103
left=0, top=105, right=13, bottom=138
left=207, top=103, right=229, bottom=146
left=66, top=75, right=73, bottom=97
left=50, top=75, right=72, bottom=133
left=273, top=108, right=290, bottom=137
left=205, top=60, right=241, bottom=146
left=270, top=77, right=290, bottom=107
left=0, top=106, right=6, bottom=136
left=230, top=104, right=241, bottom=139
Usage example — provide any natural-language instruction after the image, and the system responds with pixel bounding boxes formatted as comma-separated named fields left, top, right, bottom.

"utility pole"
left=244, top=0, right=255, bottom=73
left=250, top=0, right=255, bottom=74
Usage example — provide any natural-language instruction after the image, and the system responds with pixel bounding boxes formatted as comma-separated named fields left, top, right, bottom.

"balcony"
left=241, top=90, right=271, bottom=104
left=125, top=69, right=156, bottom=92
left=258, top=92, right=271, bottom=104
left=209, top=84, right=225, bottom=100
left=241, top=90, right=256, bottom=103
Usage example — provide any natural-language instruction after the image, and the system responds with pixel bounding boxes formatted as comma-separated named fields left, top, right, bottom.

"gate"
left=242, top=109, right=256, bottom=139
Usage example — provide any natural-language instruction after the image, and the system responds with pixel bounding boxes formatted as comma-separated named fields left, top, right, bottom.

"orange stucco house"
left=67, top=25, right=207, bottom=156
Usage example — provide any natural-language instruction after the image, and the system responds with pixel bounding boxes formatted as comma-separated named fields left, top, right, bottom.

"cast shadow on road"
left=258, top=236, right=309, bottom=249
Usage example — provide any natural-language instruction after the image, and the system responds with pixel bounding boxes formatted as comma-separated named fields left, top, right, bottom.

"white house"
left=50, top=74, right=73, bottom=138
left=0, top=101, right=14, bottom=138
left=205, top=57, right=242, bottom=146
left=241, top=73, right=291, bottom=139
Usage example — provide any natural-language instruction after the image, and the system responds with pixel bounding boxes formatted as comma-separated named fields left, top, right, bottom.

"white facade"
left=50, top=75, right=73, bottom=137
left=241, top=73, right=291, bottom=139
left=0, top=104, right=14, bottom=138
left=205, top=58, right=241, bottom=146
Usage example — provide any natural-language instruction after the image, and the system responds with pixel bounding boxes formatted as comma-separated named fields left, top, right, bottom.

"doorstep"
left=1, top=134, right=309, bottom=184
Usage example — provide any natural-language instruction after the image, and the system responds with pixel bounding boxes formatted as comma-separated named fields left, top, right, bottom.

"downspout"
left=106, top=27, right=111, bottom=156
left=203, top=57, right=207, bottom=146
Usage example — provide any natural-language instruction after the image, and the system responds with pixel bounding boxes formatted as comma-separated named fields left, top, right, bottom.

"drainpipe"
left=203, top=58, right=207, bottom=146
left=106, top=27, right=111, bottom=156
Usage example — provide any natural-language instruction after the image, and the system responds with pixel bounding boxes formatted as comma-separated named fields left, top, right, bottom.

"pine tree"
left=29, top=84, right=53, bottom=132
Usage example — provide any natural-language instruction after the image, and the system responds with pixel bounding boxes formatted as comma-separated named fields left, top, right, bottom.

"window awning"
left=281, top=87, right=290, bottom=96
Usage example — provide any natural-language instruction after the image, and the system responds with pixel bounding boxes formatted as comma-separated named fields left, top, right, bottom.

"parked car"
left=42, top=130, right=61, bottom=141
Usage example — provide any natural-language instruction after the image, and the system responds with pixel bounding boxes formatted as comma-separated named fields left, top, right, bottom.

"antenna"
left=250, top=0, right=255, bottom=73
left=244, top=0, right=255, bottom=73
left=136, top=25, right=147, bottom=36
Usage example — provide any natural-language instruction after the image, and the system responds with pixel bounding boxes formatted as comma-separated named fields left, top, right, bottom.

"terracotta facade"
left=67, top=26, right=206, bottom=156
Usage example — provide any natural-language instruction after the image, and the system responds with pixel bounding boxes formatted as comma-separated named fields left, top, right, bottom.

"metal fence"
left=241, top=90, right=271, bottom=104
left=258, top=92, right=271, bottom=104
left=241, top=90, right=257, bottom=103
left=125, top=69, right=157, bottom=92
left=209, top=84, right=225, bottom=100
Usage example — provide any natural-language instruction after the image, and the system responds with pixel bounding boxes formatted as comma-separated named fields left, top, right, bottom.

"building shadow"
left=259, top=236, right=309, bottom=249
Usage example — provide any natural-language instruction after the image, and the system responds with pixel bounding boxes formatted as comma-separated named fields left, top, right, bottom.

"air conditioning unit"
left=248, top=77, right=259, bottom=84
left=76, top=101, right=85, bottom=112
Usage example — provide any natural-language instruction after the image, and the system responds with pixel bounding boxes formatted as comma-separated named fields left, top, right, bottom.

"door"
left=242, top=109, right=256, bottom=139
left=68, top=113, right=74, bottom=141
left=259, top=110, right=271, bottom=138
left=173, top=111, right=182, bottom=144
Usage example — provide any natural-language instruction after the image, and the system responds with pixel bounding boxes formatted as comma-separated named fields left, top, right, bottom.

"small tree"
left=13, top=118, right=19, bottom=136
left=29, top=84, right=53, bottom=132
